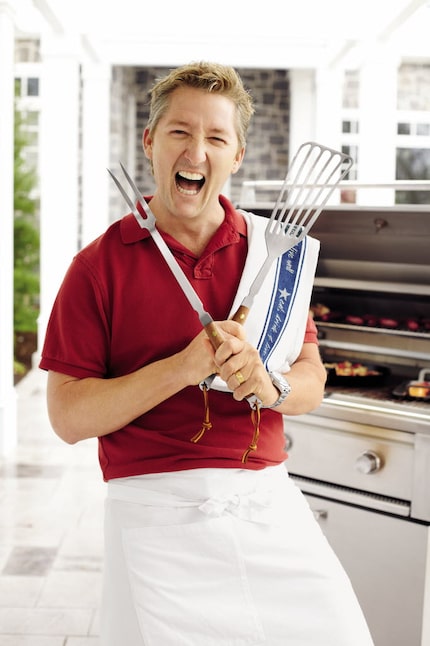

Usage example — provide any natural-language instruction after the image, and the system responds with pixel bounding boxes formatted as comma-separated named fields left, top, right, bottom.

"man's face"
left=143, top=87, right=245, bottom=224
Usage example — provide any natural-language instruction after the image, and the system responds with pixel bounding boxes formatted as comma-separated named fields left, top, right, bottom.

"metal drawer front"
left=284, top=415, right=414, bottom=502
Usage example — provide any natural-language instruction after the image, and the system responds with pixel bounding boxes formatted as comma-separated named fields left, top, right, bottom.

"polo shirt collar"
left=120, top=194, right=247, bottom=247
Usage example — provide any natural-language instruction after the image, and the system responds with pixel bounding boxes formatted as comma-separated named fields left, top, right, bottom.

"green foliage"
left=14, top=90, right=40, bottom=335
left=14, top=359, right=27, bottom=377
left=13, top=221, right=40, bottom=331
left=14, top=98, right=37, bottom=218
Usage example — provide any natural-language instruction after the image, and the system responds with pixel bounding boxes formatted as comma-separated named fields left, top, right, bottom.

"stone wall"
left=109, top=61, right=430, bottom=218
left=342, top=64, right=430, bottom=111
left=398, top=63, right=430, bottom=110
left=109, top=66, right=137, bottom=218
left=114, top=66, right=290, bottom=206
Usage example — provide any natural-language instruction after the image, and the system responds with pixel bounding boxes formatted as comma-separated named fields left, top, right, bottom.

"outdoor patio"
left=0, top=368, right=105, bottom=645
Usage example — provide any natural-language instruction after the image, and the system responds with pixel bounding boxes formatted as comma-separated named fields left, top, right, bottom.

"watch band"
left=265, top=371, right=292, bottom=408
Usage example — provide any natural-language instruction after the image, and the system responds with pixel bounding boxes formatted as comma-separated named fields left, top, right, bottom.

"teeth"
left=178, top=171, right=204, bottom=181
left=177, top=185, right=199, bottom=196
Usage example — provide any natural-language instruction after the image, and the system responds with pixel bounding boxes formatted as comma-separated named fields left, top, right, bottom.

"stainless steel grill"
left=239, top=201, right=430, bottom=646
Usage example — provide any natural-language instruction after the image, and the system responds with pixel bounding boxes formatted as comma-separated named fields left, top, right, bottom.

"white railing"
left=238, top=180, right=430, bottom=208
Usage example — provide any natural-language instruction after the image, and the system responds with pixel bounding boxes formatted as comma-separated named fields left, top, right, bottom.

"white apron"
left=101, top=465, right=374, bottom=646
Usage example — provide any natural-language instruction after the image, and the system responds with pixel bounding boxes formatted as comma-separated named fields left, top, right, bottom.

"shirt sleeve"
left=303, top=314, right=319, bottom=344
left=39, top=255, right=110, bottom=379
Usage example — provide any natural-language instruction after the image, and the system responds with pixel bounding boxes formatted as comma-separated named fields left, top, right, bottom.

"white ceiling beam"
left=378, top=0, right=428, bottom=42
left=14, top=0, right=430, bottom=71
left=327, top=0, right=427, bottom=69
left=33, top=0, right=64, bottom=33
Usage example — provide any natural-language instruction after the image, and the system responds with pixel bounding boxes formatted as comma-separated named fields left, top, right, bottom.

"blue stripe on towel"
left=257, top=238, right=307, bottom=367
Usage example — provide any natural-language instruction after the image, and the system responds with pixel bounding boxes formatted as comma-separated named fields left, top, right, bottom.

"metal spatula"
left=232, top=141, right=353, bottom=324
left=200, top=142, right=353, bottom=393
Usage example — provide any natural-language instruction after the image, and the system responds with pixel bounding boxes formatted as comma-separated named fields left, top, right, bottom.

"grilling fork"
left=108, top=163, right=226, bottom=351
left=108, top=163, right=263, bottom=422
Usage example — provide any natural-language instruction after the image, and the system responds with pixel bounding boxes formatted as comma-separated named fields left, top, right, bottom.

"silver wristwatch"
left=265, top=371, right=292, bottom=408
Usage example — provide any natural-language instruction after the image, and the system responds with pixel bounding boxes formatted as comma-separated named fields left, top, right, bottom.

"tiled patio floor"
left=0, top=369, right=106, bottom=645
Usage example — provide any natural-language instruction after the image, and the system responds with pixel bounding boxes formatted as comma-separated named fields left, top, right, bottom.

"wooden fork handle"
left=204, top=306, right=249, bottom=349
left=204, top=321, right=225, bottom=350
left=231, top=305, right=250, bottom=325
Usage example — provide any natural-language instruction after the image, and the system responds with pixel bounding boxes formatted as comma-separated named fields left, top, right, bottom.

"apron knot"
left=198, top=489, right=278, bottom=524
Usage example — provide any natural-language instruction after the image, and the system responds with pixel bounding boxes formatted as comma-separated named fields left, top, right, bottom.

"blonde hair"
left=147, top=61, right=255, bottom=149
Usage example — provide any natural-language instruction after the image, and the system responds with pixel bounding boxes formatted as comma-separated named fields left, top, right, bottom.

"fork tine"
left=108, top=168, right=148, bottom=229
left=119, top=162, right=140, bottom=197
left=119, top=162, right=155, bottom=223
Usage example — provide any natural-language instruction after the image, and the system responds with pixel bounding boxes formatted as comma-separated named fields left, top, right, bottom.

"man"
left=40, top=62, right=373, bottom=645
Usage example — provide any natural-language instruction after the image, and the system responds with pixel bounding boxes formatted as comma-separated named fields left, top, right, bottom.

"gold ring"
left=235, top=371, right=245, bottom=385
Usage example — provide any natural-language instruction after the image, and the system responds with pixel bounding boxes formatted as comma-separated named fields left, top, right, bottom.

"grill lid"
left=311, top=206, right=430, bottom=289
left=242, top=205, right=430, bottom=291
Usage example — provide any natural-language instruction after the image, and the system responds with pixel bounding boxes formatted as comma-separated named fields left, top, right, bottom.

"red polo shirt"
left=40, top=196, right=318, bottom=480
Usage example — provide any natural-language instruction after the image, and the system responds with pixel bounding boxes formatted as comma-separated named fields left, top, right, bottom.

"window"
left=26, top=111, right=39, bottom=126
left=417, top=123, right=430, bottom=136
left=397, top=120, right=430, bottom=136
left=342, top=120, right=359, bottom=134
left=15, top=76, right=40, bottom=97
left=397, top=122, right=410, bottom=135
left=25, top=131, right=38, bottom=146
left=396, top=148, right=430, bottom=204
left=27, top=77, right=39, bottom=96
left=341, top=145, right=358, bottom=180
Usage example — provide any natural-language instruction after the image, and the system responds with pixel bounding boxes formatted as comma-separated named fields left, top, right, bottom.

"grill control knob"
left=355, top=451, right=382, bottom=474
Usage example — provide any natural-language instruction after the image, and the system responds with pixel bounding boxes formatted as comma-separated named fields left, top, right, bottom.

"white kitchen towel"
left=209, top=210, right=320, bottom=394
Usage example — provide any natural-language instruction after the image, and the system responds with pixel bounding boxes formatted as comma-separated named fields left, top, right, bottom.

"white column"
left=0, top=0, right=17, bottom=455
left=357, top=48, right=399, bottom=205
left=290, top=66, right=344, bottom=205
left=314, top=66, right=343, bottom=152
left=81, top=61, right=111, bottom=247
left=289, top=69, right=316, bottom=157
left=290, top=67, right=344, bottom=155
left=37, top=31, right=81, bottom=353
left=315, top=67, right=345, bottom=206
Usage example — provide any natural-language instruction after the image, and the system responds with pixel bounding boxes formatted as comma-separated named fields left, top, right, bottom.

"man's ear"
left=143, top=128, right=153, bottom=160
left=231, top=147, right=245, bottom=174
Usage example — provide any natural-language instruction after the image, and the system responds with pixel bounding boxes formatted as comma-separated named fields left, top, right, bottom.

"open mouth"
left=175, top=171, right=205, bottom=196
